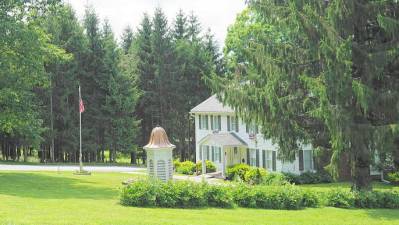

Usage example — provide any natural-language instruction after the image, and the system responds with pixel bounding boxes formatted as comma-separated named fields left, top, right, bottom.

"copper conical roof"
left=144, top=126, right=176, bottom=149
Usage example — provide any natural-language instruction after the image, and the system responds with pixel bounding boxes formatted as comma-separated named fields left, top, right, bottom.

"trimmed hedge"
left=120, top=179, right=399, bottom=209
left=121, top=179, right=317, bottom=209
left=120, top=179, right=233, bottom=208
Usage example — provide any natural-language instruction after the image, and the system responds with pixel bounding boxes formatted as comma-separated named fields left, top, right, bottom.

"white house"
left=190, top=95, right=314, bottom=176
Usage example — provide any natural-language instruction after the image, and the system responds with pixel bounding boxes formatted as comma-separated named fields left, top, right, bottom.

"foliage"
left=120, top=179, right=233, bottom=208
left=232, top=183, right=318, bottom=209
left=195, top=160, right=217, bottom=174
left=176, top=160, right=196, bottom=175
left=262, top=172, right=289, bottom=186
left=227, top=164, right=251, bottom=181
left=244, top=167, right=267, bottom=185
left=283, top=171, right=333, bottom=185
left=208, top=0, right=399, bottom=191
left=326, top=189, right=356, bottom=208
left=387, top=172, right=399, bottom=184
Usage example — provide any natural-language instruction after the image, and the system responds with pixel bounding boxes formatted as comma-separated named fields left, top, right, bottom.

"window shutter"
left=256, top=149, right=260, bottom=167
left=235, top=118, right=239, bottom=132
left=227, top=116, right=230, bottom=131
left=218, top=115, right=221, bottom=130
left=272, top=151, right=277, bottom=171
left=205, top=115, right=209, bottom=130
left=262, top=150, right=266, bottom=169
left=219, top=147, right=222, bottom=163
left=211, top=146, right=215, bottom=161
left=299, top=150, right=304, bottom=171
left=246, top=148, right=250, bottom=165
left=246, top=123, right=249, bottom=133
left=210, top=115, right=214, bottom=130
left=199, top=145, right=202, bottom=160
left=206, top=146, right=210, bottom=160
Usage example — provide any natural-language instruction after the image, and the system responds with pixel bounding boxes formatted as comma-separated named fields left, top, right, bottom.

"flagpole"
left=79, top=85, right=83, bottom=173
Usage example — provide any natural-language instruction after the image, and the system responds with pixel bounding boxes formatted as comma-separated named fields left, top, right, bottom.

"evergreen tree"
left=43, top=4, right=87, bottom=162
left=121, top=26, right=134, bottom=54
left=209, top=0, right=399, bottom=190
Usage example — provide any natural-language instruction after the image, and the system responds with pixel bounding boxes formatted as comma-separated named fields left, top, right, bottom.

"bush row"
left=226, top=164, right=332, bottom=185
left=387, top=171, right=399, bottom=184
left=173, top=160, right=216, bottom=175
left=120, top=179, right=399, bottom=209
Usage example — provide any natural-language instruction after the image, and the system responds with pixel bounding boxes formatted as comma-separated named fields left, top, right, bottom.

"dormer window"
left=210, top=115, right=221, bottom=131
left=227, top=116, right=239, bottom=132
left=198, top=115, right=209, bottom=130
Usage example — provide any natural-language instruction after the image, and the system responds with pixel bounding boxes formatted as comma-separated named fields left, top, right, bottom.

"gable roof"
left=190, top=95, right=235, bottom=113
left=198, top=132, right=247, bottom=147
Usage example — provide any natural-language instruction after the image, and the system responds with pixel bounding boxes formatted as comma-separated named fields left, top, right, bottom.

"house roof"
left=198, top=132, right=247, bottom=147
left=144, top=126, right=176, bottom=149
left=190, top=95, right=235, bottom=113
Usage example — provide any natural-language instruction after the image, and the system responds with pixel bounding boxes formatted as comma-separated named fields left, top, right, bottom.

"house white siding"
left=193, top=112, right=313, bottom=174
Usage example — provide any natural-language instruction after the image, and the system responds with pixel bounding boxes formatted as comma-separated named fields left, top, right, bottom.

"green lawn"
left=0, top=171, right=398, bottom=225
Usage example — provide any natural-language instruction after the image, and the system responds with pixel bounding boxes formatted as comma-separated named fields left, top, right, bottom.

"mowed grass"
left=0, top=171, right=398, bottom=225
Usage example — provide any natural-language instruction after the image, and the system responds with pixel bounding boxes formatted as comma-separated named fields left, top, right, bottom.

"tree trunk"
left=23, top=146, right=27, bottom=162
left=393, top=139, right=399, bottom=170
left=351, top=125, right=372, bottom=191
left=130, top=151, right=136, bottom=164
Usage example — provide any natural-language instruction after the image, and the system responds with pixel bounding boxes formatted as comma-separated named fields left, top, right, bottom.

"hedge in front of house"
left=173, top=160, right=216, bottom=175
left=232, top=184, right=319, bottom=209
left=120, top=179, right=316, bottom=209
left=325, top=188, right=399, bottom=209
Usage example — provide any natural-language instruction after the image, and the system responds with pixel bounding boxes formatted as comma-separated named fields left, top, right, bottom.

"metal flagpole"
left=79, top=85, right=83, bottom=172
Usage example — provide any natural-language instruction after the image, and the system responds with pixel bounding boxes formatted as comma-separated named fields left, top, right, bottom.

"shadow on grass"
left=364, top=209, right=399, bottom=221
left=0, top=172, right=116, bottom=200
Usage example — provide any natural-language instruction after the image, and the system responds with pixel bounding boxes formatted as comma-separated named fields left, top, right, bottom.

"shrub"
left=262, top=172, right=289, bottom=185
left=196, top=160, right=217, bottom=174
left=387, top=171, right=399, bottom=184
left=244, top=167, right=267, bottom=185
left=227, top=164, right=251, bottom=181
left=120, top=179, right=159, bottom=207
left=204, top=184, right=235, bottom=208
left=173, top=159, right=181, bottom=170
left=326, top=189, right=355, bottom=208
left=176, top=161, right=196, bottom=175
left=354, top=191, right=399, bottom=208
left=282, top=171, right=333, bottom=184
left=232, top=184, right=318, bottom=209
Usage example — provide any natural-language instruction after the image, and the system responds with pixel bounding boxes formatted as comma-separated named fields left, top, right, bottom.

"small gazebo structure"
left=143, top=126, right=176, bottom=182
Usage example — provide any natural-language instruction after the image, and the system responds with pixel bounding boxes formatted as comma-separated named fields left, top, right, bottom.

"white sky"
left=65, top=0, right=246, bottom=47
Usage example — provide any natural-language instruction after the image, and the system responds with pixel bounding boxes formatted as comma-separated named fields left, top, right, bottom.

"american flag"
left=79, top=98, right=85, bottom=113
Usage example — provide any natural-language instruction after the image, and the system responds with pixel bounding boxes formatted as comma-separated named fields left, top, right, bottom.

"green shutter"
left=219, top=147, right=222, bottom=163
left=235, top=118, right=239, bottom=132
left=246, top=148, right=250, bottom=165
left=272, top=151, right=277, bottom=171
left=199, top=115, right=202, bottom=129
left=206, top=146, right=210, bottom=160
left=218, top=115, right=221, bottom=130
left=211, top=146, right=215, bottom=161
left=199, top=145, right=202, bottom=160
left=227, top=116, right=230, bottom=131
left=205, top=115, right=209, bottom=129
left=299, top=150, right=304, bottom=171
left=210, top=115, right=214, bottom=130
left=256, top=149, right=260, bottom=167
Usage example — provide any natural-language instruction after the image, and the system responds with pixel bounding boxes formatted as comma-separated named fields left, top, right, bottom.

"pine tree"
left=209, top=0, right=399, bottom=190
left=121, top=26, right=134, bottom=54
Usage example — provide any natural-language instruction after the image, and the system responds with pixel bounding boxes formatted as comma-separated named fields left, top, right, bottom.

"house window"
left=214, top=146, right=221, bottom=163
left=227, top=116, right=239, bottom=132
left=199, top=145, right=211, bottom=160
left=299, top=150, right=313, bottom=171
left=249, top=148, right=256, bottom=167
left=246, top=123, right=259, bottom=134
left=199, top=115, right=209, bottom=130
left=210, top=115, right=221, bottom=131
left=262, top=150, right=276, bottom=171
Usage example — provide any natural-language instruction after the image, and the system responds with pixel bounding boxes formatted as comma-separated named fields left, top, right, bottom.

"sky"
left=65, top=0, right=246, bottom=47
